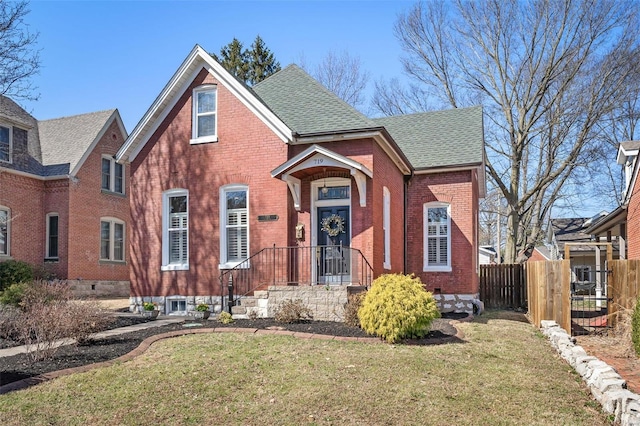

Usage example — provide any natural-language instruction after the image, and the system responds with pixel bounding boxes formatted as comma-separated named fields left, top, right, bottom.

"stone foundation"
left=129, top=295, right=224, bottom=315
left=68, top=280, right=130, bottom=298
left=434, top=293, right=483, bottom=315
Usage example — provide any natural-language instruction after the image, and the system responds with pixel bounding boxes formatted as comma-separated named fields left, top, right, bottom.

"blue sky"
left=21, top=0, right=412, bottom=132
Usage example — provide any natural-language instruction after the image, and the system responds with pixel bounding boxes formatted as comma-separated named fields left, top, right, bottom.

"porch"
left=219, top=244, right=373, bottom=320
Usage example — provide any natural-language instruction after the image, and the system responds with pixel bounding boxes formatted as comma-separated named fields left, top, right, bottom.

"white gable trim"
left=71, top=110, right=127, bottom=176
left=271, top=144, right=372, bottom=210
left=117, top=45, right=292, bottom=163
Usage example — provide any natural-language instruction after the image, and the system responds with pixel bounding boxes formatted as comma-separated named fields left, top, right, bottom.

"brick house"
left=116, top=45, right=485, bottom=316
left=0, top=96, right=130, bottom=296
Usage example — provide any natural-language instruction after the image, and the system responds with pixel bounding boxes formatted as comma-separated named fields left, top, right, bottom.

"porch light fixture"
left=321, top=169, right=329, bottom=195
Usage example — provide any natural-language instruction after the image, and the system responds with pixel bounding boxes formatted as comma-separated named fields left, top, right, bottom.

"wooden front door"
left=317, top=206, right=350, bottom=283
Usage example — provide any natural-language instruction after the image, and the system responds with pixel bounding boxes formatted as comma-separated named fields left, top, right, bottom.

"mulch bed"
left=0, top=312, right=467, bottom=388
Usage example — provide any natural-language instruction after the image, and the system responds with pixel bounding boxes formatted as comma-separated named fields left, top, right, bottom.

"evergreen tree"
left=210, top=36, right=280, bottom=86
left=247, top=35, right=281, bottom=85
left=211, top=38, right=249, bottom=83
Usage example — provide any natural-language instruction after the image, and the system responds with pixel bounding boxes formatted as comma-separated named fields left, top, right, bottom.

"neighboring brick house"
left=0, top=96, right=130, bottom=296
left=116, top=45, right=485, bottom=316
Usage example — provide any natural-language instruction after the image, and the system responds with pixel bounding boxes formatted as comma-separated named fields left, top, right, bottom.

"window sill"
left=44, top=258, right=59, bottom=263
left=383, top=262, right=391, bottom=270
left=101, top=189, right=126, bottom=197
left=423, top=266, right=452, bottom=273
left=219, top=261, right=249, bottom=270
left=161, top=264, right=189, bottom=271
left=99, top=259, right=126, bottom=265
left=190, top=135, right=218, bottom=145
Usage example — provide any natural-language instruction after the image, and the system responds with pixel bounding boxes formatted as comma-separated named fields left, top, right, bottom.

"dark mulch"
left=0, top=312, right=466, bottom=387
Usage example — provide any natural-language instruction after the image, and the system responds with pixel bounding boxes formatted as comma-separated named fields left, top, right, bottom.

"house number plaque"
left=258, top=215, right=279, bottom=222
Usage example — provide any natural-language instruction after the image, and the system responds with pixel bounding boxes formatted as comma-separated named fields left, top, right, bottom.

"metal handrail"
left=219, top=245, right=373, bottom=312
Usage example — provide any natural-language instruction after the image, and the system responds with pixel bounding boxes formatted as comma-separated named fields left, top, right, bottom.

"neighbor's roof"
left=39, top=110, right=119, bottom=175
left=253, top=64, right=378, bottom=136
left=373, top=107, right=484, bottom=170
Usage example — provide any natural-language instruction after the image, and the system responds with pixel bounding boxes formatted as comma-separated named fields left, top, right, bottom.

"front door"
left=317, top=206, right=350, bottom=283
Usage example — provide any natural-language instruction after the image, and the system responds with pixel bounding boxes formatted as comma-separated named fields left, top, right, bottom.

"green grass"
left=0, top=311, right=609, bottom=425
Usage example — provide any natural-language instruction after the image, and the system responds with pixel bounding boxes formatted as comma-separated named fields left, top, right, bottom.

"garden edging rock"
left=540, top=320, right=640, bottom=425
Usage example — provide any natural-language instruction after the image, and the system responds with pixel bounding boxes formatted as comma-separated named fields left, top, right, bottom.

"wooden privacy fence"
left=527, top=260, right=571, bottom=333
left=479, top=264, right=527, bottom=309
left=608, top=259, right=640, bottom=325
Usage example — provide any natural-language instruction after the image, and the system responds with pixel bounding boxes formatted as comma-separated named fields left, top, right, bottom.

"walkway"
left=576, top=336, right=640, bottom=394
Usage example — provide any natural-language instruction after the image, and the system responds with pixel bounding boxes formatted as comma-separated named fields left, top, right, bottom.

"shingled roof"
left=253, top=64, right=378, bottom=135
left=373, top=107, right=484, bottom=170
left=0, top=96, right=124, bottom=178
left=39, top=110, right=117, bottom=174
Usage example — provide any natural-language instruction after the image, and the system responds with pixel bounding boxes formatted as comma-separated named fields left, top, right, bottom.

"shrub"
left=11, top=280, right=114, bottom=362
left=0, top=282, right=27, bottom=307
left=633, top=296, right=640, bottom=357
left=344, top=292, right=366, bottom=327
left=0, top=260, right=33, bottom=292
left=218, top=311, right=234, bottom=324
left=358, top=274, right=440, bottom=343
left=196, top=303, right=210, bottom=312
left=274, top=299, right=313, bottom=323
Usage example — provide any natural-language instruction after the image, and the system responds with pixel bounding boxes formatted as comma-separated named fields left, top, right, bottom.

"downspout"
left=403, top=172, right=413, bottom=274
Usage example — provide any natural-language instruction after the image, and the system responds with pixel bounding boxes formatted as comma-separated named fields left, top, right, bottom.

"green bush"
left=0, top=282, right=27, bottom=307
left=0, top=260, right=34, bottom=292
left=358, top=274, right=440, bottom=343
left=632, top=296, right=640, bottom=357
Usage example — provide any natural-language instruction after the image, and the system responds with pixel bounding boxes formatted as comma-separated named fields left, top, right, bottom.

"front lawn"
left=0, top=311, right=609, bottom=425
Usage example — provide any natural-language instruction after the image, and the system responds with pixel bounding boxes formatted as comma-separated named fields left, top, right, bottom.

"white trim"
left=161, top=189, right=189, bottom=271
left=0, top=206, right=9, bottom=257
left=0, top=122, right=13, bottom=164
left=99, top=217, right=126, bottom=262
left=423, top=202, right=452, bottom=272
left=383, top=186, right=391, bottom=270
left=166, top=296, right=187, bottom=315
left=0, top=165, right=68, bottom=181
left=190, top=84, right=218, bottom=144
left=219, top=184, right=249, bottom=270
left=45, top=212, right=59, bottom=260
left=117, top=45, right=292, bottom=163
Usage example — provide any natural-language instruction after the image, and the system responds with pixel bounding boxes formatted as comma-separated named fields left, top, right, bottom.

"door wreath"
left=321, top=214, right=345, bottom=237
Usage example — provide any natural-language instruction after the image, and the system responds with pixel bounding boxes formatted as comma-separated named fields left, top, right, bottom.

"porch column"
left=595, top=245, right=602, bottom=308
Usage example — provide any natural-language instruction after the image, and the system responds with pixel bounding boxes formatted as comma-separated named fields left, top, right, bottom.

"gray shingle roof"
left=39, top=109, right=116, bottom=173
left=373, top=107, right=484, bottom=170
left=253, top=64, right=377, bottom=135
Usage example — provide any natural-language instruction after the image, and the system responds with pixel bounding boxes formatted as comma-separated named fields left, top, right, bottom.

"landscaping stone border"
left=540, top=320, right=640, bottom=425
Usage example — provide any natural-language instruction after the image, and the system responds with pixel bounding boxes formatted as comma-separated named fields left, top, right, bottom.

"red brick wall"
left=0, top=172, right=45, bottom=266
left=43, top=179, right=69, bottom=278
left=528, top=248, right=548, bottom=262
left=130, top=68, right=289, bottom=297
left=627, top=174, right=640, bottom=259
left=405, top=169, right=479, bottom=295
left=68, top=118, right=130, bottom=281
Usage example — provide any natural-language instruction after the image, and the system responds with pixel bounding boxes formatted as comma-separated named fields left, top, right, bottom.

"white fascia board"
left=117, top=45, right=292, bottom=163
left=617, top=145, right=639, bottom=165
left=271, top=144, right=373, bottom=178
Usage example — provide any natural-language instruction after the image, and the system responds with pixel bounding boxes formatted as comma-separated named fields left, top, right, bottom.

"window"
left=100, top=218, right=125, bottom=262
left=0, top=207, right=9, bottom=256
left=191, top=85, right=217, bottom=143
left=424, top=203, right=451, bottom=272
left=383, top=187, right=391, bottom=270
left=167, top=297, right=187, bottom=315
left=101, top=156, right=125, bottom=194
left=0, top=124, right=11, bottom=163
left=220, top=185, right=248, bottom=268
left=46, top=213, right=59, bottom=259
left=574, top=266, right=592, bottom=283
left=162, top=189, right=188, bottom=270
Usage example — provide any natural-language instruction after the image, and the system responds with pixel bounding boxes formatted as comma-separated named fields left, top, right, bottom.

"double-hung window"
left=46, top=213, right=59, bottom=260
left=162, top=189, right=189, bottom=270
left=191, top=85, right=217, bottom=144
left=220, top=185, right=248, bottom=268
left=101, top=156, right=125, bottom=194
left=424, top=202, right=451, bottom=272
left=100, top=218, right=125, bottom=262
left=0, top=124, right=11, bottom=163
left=0, top=207, right=9, bottom=256
left=383, top=187, right=391, bottom=270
